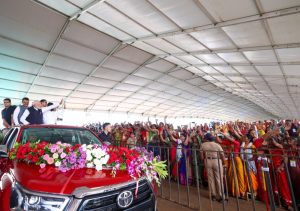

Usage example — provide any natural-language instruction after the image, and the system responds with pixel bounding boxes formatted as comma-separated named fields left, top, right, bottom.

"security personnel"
left=200, top=133, right=225, bottom=202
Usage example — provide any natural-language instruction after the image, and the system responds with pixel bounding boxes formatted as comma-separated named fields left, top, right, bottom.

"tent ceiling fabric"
left=1, top=0, right=300, bottom=121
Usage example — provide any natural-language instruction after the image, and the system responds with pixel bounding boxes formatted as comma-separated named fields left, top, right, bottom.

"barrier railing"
left=120, top=143, right=300, bottom=211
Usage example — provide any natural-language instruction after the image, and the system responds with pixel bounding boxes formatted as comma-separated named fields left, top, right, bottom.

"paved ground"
left=156, top=181, right=286, bottom=211
left=157, top=197, right=194, bottom=211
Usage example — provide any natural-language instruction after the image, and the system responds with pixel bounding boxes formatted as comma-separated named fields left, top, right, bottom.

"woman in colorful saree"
left=217, top=131, right=246, bottom=198
left=167, top=130, right=179, bottom=181
left=286, top=138, right=300, bottom=210
left=268, top=127, right=293, bottom=211
left=240, top=135, right=258, bottom=197
left=252, top=129, right=270, bottom=206
left=180, top=134, right=193, bottom=186
left=165, top=130, right=192, bottom=185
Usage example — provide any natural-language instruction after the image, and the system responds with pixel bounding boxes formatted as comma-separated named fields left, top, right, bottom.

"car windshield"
left=20, top=128, right=101, bottom=146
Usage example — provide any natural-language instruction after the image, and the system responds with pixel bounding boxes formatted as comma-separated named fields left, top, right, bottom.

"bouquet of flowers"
left=127, top=148, right=168, bottom=185
left=106, top=146, right=167, bottom=185
left=9, top=141, right=167, bottom=186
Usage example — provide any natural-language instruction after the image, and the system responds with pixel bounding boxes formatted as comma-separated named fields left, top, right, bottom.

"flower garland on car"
left=8, top=141, right=167, bottom=186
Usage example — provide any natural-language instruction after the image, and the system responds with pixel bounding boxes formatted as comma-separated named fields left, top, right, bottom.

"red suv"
left=0, top=125, right=155, bottom=211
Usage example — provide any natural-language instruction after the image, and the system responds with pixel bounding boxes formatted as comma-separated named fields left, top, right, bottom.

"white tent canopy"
left=1, top=0, right=300, bottom=121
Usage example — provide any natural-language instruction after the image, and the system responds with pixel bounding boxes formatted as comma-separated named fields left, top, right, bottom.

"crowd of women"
left=86, top=119, right=300, bottom=211
left=2, top=98, right=299, bottom=210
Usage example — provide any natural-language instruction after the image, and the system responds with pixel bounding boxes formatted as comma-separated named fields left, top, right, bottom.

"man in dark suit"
left=20, top=101, right=43, bottom=125
left=1, top=98, right=16, bottom=128
left=99, top=123, right=113, bottom=145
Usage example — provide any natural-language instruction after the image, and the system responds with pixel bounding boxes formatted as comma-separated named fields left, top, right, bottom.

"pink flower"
left=60, top=153, right=66, bottom=159
left=47, top=158, right=54, bottom=165
left=40, top=163, right=46, bottom=168
left=43, top=154, right=50, bottom=161
left=50, top=145, right=57, bottom=153
left=58, top=148, right=63, bottom=154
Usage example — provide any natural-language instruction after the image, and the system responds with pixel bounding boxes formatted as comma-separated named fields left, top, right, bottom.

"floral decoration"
left=9, top=141, right=167, bottom=186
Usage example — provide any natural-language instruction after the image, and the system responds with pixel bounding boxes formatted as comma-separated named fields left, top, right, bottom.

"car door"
left=0, top=128, right=20, bottom=211
left=0, top=128, right=19, bottom=176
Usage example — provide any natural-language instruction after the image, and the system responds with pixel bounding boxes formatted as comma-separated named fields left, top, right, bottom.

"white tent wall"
left=2, top=0, right=300, bottom=123
left=59, top=109, right=215, bottom=128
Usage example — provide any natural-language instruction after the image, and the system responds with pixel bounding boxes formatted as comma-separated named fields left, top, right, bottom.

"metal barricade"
left=131, top=144, right=300, bottom=211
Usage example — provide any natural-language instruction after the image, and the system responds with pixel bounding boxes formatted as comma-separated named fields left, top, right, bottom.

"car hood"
left=11, top=162, right=133, bottom=195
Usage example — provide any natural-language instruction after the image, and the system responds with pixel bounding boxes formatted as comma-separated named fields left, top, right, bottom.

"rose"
left=72, top=144, right=81, bottom=150
left=43, top=154, right=50, bottom=161
left=27, top=154, right=33, bottom=161
left=47, top=157, right=54, bottom=165
left=55, top=161, right=61, bottom=167
left=53, top=153, right=59, bottom=159
left=60, top=152, right=66, bottom=159
left=40, top=163, right=46, bottom=168
left=32, top=156, right=39, bottom=163
left=50, top=145, right=57, bottom=153
left=38, top=149, right=45, bottom=156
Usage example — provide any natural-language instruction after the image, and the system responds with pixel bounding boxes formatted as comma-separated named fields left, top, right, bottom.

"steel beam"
left=123, top=6, right=300, bottom=43
left=155, top=43, right=300, bottom=58
left=253, top=0, right=300, bottom=118
left=64, top=42, right=123, bottom=99
left=86, top=55, right=158, bottom=111
left=191, top=0, right=287, bottom=118
left=131, top=0, right=282, bottom=118
left=26, top=0, right=109, bottom=98
left=69, top=0, right=107, bottom=20
left=193, top=61, right=300, bottom=67
left=25, top=19, right=71, bottom=96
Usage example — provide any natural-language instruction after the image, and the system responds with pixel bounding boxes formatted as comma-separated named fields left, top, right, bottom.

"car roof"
left=14, top=125, right=87, bottom=130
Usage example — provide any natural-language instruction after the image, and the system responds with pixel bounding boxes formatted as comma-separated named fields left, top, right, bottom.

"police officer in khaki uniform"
left=200, top=133, right=225, bottom=202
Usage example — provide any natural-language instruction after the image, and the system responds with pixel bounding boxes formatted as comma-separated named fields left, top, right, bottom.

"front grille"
left=79, top=179, right=153, bottom=211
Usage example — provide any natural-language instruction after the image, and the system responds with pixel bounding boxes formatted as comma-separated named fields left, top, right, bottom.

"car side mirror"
left=0, top=145, right=8, bottom=158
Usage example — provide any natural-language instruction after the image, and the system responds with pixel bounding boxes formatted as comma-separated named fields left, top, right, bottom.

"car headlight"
left=10, top=183, right=70, bottom=211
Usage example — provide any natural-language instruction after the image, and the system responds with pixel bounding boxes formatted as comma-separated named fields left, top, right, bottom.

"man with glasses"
left=1, top=98, right=16, bottom=128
